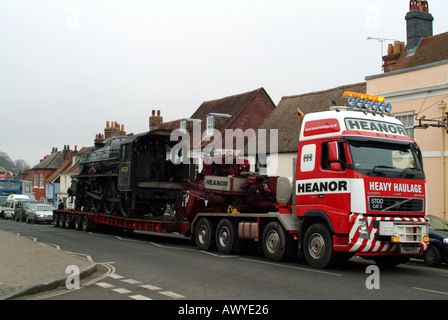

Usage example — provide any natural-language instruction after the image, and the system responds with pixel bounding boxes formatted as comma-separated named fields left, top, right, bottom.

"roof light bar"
left=343, top=91, right=385, bottom=102
left=343, top=91, right=392, bottom=114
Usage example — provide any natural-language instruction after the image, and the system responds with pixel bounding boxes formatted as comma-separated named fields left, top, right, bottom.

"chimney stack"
left=406, top=0, right=433, bottom=56
left=104, top=121, right=122, bottom=139
left=382, top=41, right=406, bottom=72
left=149, top=109, right=163, bottom=131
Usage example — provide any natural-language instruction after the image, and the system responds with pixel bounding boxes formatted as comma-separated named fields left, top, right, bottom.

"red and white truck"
left=54, top=91, right=429, bottom=268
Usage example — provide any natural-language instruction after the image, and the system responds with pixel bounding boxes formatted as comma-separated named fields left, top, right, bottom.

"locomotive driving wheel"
left=103, top=178, right=118, bottom=215
left=90, top=181, right=103, bottom=212
left=119, top=191, right=132, bottom=217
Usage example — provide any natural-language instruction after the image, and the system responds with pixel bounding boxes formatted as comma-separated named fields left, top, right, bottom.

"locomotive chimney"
left=149, top=109, right=163, bottom=131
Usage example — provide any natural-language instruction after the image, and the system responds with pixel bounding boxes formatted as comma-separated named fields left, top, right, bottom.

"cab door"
left=296, top=142, right=318, bottom=214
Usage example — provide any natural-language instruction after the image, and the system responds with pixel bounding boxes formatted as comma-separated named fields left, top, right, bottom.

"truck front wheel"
left=262, top=221, right=287, bottom=261
left=303, top=223, right=336, bottom=269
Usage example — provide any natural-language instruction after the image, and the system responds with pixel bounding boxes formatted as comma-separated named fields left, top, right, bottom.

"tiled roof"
left=258, top=82, right=366, bottom=153
left=191, top=88, right=275, bottom=135
left=31, top=151, right=63, bottom=170
left=387, top=32, right=448, bottom=72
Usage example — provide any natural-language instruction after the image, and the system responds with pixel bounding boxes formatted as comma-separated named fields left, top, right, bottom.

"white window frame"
left=395, top=112, right=415, bottom=139
left=206, top=116, right=214, bottom=136
left=40, top=172, right=45, bottom=188
left=180, top=120, right=187, bottom=132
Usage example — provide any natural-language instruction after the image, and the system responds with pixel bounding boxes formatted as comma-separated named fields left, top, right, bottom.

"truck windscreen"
left=348, top=140, right=425, bottom=180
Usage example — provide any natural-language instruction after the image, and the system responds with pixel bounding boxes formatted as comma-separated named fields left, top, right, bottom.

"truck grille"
left=369, top=197, right=424, bottom=213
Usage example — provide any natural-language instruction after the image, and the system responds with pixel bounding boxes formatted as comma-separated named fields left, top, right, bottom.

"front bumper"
left=343, top=213, right=429, bottom=255
left=35, top=215, right=53, bottom=223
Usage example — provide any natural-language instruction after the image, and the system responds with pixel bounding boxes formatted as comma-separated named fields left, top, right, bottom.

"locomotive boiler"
left=71, top=129, right=191, bottom=217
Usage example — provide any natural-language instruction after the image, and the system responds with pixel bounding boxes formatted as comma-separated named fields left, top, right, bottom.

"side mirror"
left=328, top=141, right=342, bottom=171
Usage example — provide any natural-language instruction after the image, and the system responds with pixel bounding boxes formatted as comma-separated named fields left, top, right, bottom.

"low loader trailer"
left=55, top=91, right=429, bottom=269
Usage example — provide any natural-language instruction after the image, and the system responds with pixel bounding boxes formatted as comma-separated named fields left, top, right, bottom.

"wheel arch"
left=298, top=210, right=335, bottom=252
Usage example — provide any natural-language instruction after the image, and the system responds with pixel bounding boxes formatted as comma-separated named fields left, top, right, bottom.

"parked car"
left=3, top=195, right=30, bottom=220
left=423, top=215, right=448, bottom=267
left=26, top=203, right=55, bottom=224
left=14, top=200, right=39, bottom=222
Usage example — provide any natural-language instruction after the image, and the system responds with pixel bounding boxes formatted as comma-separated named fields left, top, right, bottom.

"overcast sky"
left=1, top=0, right=448, bottom=168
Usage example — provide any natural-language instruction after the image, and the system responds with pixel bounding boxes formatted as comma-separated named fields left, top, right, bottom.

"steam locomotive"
left=70, top=129, right=191, bottom=217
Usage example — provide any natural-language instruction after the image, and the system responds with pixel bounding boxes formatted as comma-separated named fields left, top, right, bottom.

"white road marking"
left=159, top=291, right=185, bottom=299
left=112, top=288, right=133, bottom=294
left=95, top=282, right=115, bottom=289
left=121, top=279, right=142, bottom=285
left=141, top=284, right=161, bottom=291
left=413, top=287, right=448, bottom=296
left=130, top=294, right=153, bottom=300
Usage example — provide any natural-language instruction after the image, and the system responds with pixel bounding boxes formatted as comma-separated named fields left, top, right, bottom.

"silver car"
left=26, top=204, right=55, bottom=224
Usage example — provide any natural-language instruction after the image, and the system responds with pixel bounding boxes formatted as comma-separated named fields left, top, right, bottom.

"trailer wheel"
left=262, top=221, right=287, bottom=262
left=58, top=214, right=65, bottom=228
left=81, top=216, right=90, bottom=232
left=303, top=223, right=336, bottom=269
left=64, top=214, right=72, bottom=229
left=195, top=218, right=216, bottom=251
left=216, top=219, right=236, bottom=254
left=53, top=213, right=59, bottom=227
left=74, top=215, right=83, bottom=230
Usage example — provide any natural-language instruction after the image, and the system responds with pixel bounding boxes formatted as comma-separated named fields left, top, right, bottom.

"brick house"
left=156, top=88, right=276, bottom=170
left=30, top=146, right=78, bottom=203
left=30, top=149, right=63, bottom=203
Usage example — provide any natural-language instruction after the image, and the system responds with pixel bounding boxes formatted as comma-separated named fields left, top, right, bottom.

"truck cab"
left=296, top=92, right=429, bottom=268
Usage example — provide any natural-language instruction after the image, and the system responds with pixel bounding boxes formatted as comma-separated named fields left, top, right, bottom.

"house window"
left=180, top=120, right=187, bottom=132
left=40, top=172, right=45, bottom=188
left=396, top=112, right=415, bottom=138
left=206, top=116, right=214, bottom=136
left=34, top=173, right=38, bottom=187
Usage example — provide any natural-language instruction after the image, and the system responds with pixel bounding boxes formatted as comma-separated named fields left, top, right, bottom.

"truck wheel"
left=216, top=219, right=236, bottom=254
left=195, top=218, right=216, bottom=251
left=303, top=223, right=336, bottom=269
left=262, top=221, right=287, bottom=261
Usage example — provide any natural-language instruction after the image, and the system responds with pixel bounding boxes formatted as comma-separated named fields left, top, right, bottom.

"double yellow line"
left=28, top=263, right=116, bottom=300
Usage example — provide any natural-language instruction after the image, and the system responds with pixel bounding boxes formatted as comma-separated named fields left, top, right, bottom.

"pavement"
left=0, top=230, right=97, bottom=300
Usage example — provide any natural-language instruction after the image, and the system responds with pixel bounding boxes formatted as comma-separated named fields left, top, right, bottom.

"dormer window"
left=205, top=113, right=231, bottom=136
left=180, top=120, right=187, bottom=132
left=206, top=116, right=214, bottom=136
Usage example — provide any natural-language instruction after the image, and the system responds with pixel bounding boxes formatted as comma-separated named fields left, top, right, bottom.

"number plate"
left=400, top=245, right=420, bottom=254
left=369, top=197, right=384, bottom=210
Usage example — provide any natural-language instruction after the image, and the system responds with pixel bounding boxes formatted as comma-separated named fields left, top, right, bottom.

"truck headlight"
left=359, top=219, right=369, bottom=239
left=443, top=238, right=448, bottom=244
